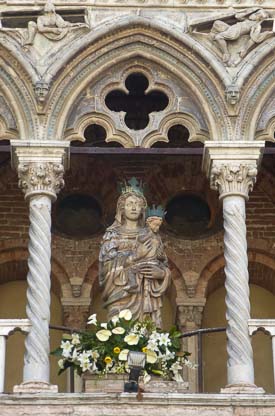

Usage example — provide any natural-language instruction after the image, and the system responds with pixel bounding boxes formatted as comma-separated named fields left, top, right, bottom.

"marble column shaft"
left=17, top=161, right=65, bottom=386
left=210, top=162, right=257, bottom=386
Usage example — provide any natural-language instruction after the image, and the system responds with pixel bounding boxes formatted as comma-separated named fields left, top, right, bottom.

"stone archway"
left=201, top=252, right=275, bottom=393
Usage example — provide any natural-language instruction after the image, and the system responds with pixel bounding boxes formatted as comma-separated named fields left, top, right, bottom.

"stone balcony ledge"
left=0, top=393, right=275, bottom=416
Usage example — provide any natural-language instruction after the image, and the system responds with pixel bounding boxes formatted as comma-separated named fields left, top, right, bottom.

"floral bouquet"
left=52, top=309, right=196, bottom=383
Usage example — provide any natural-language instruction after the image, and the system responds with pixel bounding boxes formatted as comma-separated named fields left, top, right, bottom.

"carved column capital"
left=177, top=304, right=204, bottom=330
left=203, top=141, right=265, bottom=200
left=63, top=305, right=90, bottom=331
left=18, top=162, right=65, bottom=200
left=210, top=163, right=257, bottom=200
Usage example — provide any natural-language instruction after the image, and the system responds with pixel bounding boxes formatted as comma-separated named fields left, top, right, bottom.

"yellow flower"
left=124, top=334, right=139, bottom=345
left=104, top=356, right=112, bottom=364
left=96, top=329, right=112, bottom=342
left=119, top=309, right=132, bottom=321
left=142, top=347, right=148, bottom=353
left=113, top=347, right=121, bottom=354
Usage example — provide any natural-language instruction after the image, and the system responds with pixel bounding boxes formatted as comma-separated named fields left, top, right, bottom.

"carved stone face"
left=124, top=195, right=143, bottom=221
left=250, top=10, right=268, bottom=22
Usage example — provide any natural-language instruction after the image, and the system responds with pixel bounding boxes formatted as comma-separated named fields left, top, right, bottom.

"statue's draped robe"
left=99, top=225, right=170, bottom=326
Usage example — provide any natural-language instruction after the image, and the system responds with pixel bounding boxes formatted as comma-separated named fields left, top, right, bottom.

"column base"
left=220, top=383, right=265, bottom=394
left=13, top=381, right=58, bottom=393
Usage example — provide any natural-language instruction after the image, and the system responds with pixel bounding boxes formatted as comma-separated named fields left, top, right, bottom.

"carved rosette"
left=210, top=163, right=257, bottom=200
left=18, top=162, right=65, bottom=201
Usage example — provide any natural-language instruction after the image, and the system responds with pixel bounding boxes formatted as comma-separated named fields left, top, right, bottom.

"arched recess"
left=0, top=255, right=69, bottom=392
left=44, top=23, right=231, bottom=143
left=0, top=46, right=37, bottom=141
left=200, top=251, right=275, bottom=393
left=83, top=255, right=186, bottom=330
left=236, top=52, right=275, bottom=141
left=0, top=246, right=71, bottom=299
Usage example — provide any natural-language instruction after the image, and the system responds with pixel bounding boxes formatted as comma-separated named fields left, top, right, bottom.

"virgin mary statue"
left=99, top=179, right=170, bottom=328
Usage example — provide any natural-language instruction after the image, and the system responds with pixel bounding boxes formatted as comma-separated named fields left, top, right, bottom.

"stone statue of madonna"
left=99, top=181, right=170, bottom=328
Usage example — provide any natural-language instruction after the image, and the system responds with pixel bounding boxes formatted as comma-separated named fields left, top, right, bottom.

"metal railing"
left=180, top=327, right=226, bottom=393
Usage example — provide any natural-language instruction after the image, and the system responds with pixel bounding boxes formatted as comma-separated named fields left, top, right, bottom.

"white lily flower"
left=112, top=327, right=125, bottom=335
left=58, top=359, right=64, bottom=369
left=146, top=350, right=158, bottom=364
left=96, top=329, right=112, bottom=342
left=101, top=323, right=108, bottom=329
left=111, top=315, right=120, bottom=325
left=124, top=334, right=139, bottom=345
left=71, top=348, right=79, bottom=362
left=143, top=371, right=151, bottom=384
left=118, top=349, right=129, bottom=361
left=158, top=333, right=171, bottom=347
left=119, top=309, right=132, bottom=321
left=91, top=350, right=100, bottom=360
left=80, top=361, right=91, bottom=372
left=71, top=333, right=81, bottom=345
left=61, top=340, right=73, bottom=358
left=87, top=313, right=97, bottom=325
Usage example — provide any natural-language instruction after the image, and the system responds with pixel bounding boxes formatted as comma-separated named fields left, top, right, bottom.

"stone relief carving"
left=99, top=179, right=170, bottom=328
left=23, top=0, right=88, bottom=46
left=225, top=85, right=240, bottom=106
left=63, top=305, right=90, bottom=330
left=190, top=8, right=274, bottom=67
left=177, top=305, right=203, bottom=329
left=209, top=8, right=274, bottom=67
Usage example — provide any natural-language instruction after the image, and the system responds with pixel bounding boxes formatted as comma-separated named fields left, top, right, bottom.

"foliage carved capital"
left=210, top=163, right=257, bottom=200
left=18, top=162, right=65, bottom=200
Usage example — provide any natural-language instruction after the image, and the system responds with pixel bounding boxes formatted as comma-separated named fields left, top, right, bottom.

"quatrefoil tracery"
left=105, top=73, right=169, bottom=131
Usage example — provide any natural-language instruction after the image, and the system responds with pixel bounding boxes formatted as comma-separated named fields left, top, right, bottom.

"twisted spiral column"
left=223, top=196, right=254, bottom=385
left=210, top=163, right=258, bottom=387
left=23, top=195, right=52, bottom=383
left=14, top=160, right=65, bottom=390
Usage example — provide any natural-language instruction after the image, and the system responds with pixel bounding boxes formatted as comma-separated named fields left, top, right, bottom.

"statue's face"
left=147, top=217, right=163, bottom=233
left=124, top=195, right=143, bottom=221
left=250, top=10, right=266, bottom=21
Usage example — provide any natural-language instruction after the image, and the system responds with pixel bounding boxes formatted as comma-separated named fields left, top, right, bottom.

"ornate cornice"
left=18, top=162, right=65, bottom=200
left=210, top=163, right=257, bottom=200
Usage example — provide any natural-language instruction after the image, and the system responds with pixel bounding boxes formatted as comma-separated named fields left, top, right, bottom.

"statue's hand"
left=135, top=239, right=152, bottom=260
left=138, top=264, right=165, bottom=280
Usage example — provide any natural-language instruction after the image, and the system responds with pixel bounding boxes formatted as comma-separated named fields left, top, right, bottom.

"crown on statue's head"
left=119, top=177, right=145, bottom=196
left=146, top=204, right=165, bottom=219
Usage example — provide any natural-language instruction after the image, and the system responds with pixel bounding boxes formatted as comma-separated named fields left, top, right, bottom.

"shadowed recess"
left=53, top=194, right=103, bottom=238
left=105, top=73, right=169, bottom=130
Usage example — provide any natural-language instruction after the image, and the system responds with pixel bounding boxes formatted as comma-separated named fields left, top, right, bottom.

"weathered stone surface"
left=0, top=394, right=274, bottom=416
